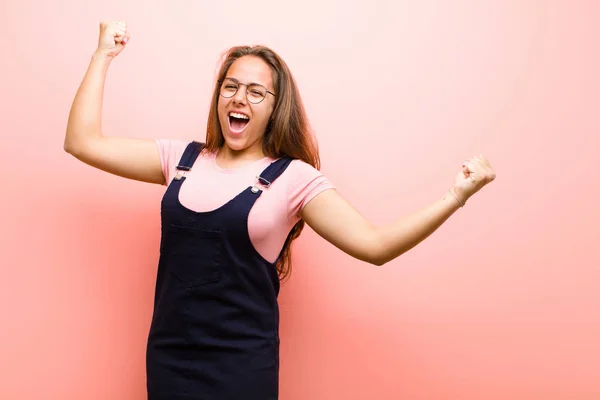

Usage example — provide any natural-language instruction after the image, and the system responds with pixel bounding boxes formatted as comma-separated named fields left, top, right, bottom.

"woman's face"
left=217, top=55, right=276, bottom=157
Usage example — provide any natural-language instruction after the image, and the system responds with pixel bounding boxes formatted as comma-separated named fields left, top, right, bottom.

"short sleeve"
left=286, top=160, right=335, bottom=219
left=155, top=139, right=189, bottom=185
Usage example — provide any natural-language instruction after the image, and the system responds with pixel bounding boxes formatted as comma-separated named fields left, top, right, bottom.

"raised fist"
left=96, top=21, right=130, bottom=58
left=452, top=155, right=496, bottom=205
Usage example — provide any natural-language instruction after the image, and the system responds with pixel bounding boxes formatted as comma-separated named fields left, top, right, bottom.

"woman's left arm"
left=301, top=155, right=496, bottom=266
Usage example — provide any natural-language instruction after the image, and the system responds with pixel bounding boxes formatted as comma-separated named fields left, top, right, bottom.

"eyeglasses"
left=219, top=78, right=276, bottom=104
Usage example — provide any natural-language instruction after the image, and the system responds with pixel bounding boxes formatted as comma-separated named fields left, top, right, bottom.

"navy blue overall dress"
left=146, top=141, right=293, bottom=400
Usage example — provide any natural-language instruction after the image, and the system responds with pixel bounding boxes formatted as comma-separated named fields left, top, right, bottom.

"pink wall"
left=2, top=1, right=599, bottom=399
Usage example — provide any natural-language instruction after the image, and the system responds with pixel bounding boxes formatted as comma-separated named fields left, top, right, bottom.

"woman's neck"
left=216, top=144, right=266, bottom=169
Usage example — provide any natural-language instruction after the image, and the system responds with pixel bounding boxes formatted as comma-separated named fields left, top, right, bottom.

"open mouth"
left=228, top=111, right=250, bottom=133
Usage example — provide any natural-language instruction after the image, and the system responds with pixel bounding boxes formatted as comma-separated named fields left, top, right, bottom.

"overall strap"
left=253, top=157, right=294, bottom=191
left=176, top=141, right=204, bottom=171
left=174, top=141, right=204, bottom=180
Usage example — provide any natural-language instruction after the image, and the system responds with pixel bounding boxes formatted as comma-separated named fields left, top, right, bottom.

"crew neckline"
left=210, top=149, right=272, bottom=174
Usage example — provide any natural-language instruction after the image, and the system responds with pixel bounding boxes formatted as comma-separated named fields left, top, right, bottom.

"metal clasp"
left=251, top=175, right=271, bottom=194
left=174, top=169, right=189, bottom=180
left=256, top=175, right=271, bottom=187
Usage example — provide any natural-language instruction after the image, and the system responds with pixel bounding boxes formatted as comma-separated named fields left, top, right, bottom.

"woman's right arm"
left=64, top=21, right=165, bottom=185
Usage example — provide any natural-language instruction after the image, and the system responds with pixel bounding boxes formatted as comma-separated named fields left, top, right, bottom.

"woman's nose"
left=232, top=84, right=247, bottom=104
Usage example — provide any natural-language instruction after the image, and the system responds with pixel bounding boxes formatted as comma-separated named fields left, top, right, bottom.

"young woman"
left=65, top=21, right=496, bottom=400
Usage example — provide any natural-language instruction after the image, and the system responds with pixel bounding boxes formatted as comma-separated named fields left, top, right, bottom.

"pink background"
left=1, top=0, right=599, bottom=399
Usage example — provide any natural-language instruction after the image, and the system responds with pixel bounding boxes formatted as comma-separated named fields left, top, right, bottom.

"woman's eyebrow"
left=224, top=77, right=267, bottom=87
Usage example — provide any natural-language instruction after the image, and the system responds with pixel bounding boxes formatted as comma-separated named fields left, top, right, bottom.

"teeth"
left=229, top=112, right=249, bottom=119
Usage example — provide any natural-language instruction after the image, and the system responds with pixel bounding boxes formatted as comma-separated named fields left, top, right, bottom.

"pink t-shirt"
left=155, top=139, right=335, bottom=263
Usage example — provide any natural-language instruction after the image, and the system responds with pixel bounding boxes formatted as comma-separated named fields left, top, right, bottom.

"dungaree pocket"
left=165, top=224, right=222, bottom=287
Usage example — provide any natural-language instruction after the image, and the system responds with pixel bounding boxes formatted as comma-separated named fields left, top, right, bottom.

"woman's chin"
left=223, top=134, right=246, bottom=150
